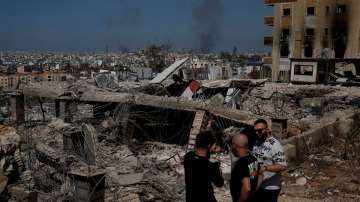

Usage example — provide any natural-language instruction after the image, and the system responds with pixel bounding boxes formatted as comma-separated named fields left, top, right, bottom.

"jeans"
left=257, top=189, right=281, bottom=202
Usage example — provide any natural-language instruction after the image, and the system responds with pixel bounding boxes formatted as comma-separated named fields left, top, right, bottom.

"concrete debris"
left=207, top=93, right=225, bottom=107
left=2, top=77, right=360, bottom=202
left=0, top=125, right=20, bottom=146
left=7, top=186, right=38, bottom=202
left=35, top=142, right=65, bottom=172
left=94, top=73, right=119, bottom=89
left=0, top=125, right=21, bottom=182
left=295, top=177, right=307, bottom=186
left=0, top=176, right=8, bottom=194
left=48, top=118, right=70, bottom=130
left=109, top=173, right=144, bottom=186
left=82, top=123, right=97, bottom=165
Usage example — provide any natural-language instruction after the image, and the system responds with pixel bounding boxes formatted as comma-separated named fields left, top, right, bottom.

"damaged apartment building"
left=265, top=0, right=360, bottom=84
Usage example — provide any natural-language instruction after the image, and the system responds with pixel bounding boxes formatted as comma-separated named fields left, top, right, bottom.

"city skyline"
left=0, top=0, right=271, bottom=53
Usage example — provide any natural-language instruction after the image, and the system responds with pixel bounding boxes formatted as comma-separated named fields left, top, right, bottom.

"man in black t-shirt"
left=184, top=130, right=224, bottom=202
left=230, top=134, right=262, bottom=202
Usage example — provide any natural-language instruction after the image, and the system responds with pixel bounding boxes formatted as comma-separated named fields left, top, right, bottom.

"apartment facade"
left=0, top=71, right=68, bottom=89
left=265, top=0, right=360, bottom=82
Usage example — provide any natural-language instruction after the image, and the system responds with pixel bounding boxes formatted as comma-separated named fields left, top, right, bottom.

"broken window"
left=294, top=65, right=314, bottom=76
left=307, top=7, right=315, bottom=16
left=326, top=6, right=330, bottom=15
left=336, top=5, right=346, bottom=14
left=283, top=8, right=291, bottom=16
left=334, top=28, right=347, bottom=58
left=323, top=28, right=329, bottom=48
left=280, top=29, right=290, bottom=57
left=304, top=29, right=314, bottom=57
left=281, top=29, right=290, bottom=40
left=306, top=29, right=314, bottom=36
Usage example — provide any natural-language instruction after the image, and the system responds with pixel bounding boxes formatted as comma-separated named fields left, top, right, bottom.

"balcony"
left=262, top=57, right=273, bottom=65
left=281, top=16, right=292, bottom=28
left=265, top=0, right=297, bottom=6
left=264, top=16, right=274, bottom=26
left=264, top=36, right=273, bottom=46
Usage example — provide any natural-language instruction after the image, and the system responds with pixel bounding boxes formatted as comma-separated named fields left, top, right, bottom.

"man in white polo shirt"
left=252, top=119, right=287, bottom=202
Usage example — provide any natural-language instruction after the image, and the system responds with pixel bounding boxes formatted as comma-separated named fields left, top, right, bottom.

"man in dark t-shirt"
left=184, top=130, right=224, bottom=202
left=230, top=134, right=261, bottom=202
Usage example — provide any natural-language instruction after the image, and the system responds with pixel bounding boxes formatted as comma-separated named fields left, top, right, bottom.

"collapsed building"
left=0, top=58, right=359, bottom=201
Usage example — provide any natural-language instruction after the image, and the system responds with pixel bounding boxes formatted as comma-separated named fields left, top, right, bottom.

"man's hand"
left=261, top=164, right=287, bottom=173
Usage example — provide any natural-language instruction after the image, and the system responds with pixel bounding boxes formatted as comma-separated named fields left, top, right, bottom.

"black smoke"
left=192, top=0, right=224, bottom=53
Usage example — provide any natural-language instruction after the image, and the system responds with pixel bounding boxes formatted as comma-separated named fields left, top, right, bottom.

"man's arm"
left=211, top=161, right=224, bottom=187
left=238, top=177, right=251, bottom=202
left=268, top=140, right=288, bottom=173
left=256, top=172, right=263, bottom=191
left=263, top=164, right=287, bottom=172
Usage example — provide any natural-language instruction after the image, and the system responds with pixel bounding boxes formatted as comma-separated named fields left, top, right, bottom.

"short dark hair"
left=195, top=130, right=217, bottom=149
left=254, top=119, right=268, bottom=126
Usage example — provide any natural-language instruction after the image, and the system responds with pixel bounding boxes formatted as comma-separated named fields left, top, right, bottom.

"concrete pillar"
left=63, top=128, right=85, bottom=158
left=186, top=110, right=207, bottom=152
left=68, top=170, right=105, bottom=202
left=64, top=125, right=97, bottom=165
left=55, top=100, right=76, bottom=122
left=10, top=93, right=25, bottom=123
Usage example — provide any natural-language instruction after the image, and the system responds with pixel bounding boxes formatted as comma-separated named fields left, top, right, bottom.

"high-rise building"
left=265, top=0, right=360, bottom=83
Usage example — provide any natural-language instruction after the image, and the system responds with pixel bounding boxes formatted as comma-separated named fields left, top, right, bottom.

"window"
left=294, top=65, right=314, bottom=76
left=326, top=6, right=330, bottom=15
left=283, top=8, right=291, bottom=16
left=307, top=7, right=315, bottom=16
left=337, top=5, right=346, bottom=14
left=281, top=29, right=290, bottom=40
left=324, top=28, right=329, bottom=36
left=306, top=29, right=314, bottom=36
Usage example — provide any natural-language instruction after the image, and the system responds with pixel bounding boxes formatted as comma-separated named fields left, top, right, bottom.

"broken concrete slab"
left=94, top=73, right=118, bottom=89
left=48, top=118, right=70, bottom=131
left=108, top=173, right=144, bottom=186
left=68, top=169, right=106, bottom=202
left=150, top=57, right=189, bottom=84
left=35, top=142, right=64, bottom=172
left=8, top=186, right=38, bottom=202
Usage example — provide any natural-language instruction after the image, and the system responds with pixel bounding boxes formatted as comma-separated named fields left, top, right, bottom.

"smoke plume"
left=192, top=0, right=224, bottom=53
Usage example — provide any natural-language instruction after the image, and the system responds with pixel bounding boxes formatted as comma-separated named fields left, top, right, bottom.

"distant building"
left=186, top=58, right=233, bottom=80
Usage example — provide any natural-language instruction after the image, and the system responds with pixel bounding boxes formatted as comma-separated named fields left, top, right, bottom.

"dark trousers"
left=257, top=189, right=281, bottom=202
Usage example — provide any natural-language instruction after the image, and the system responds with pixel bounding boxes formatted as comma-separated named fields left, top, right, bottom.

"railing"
left=264, top=36, right=273, bottom=46
left=264, top=16, right=274, bottom=26
left=265, top=0, right=297, bottom=6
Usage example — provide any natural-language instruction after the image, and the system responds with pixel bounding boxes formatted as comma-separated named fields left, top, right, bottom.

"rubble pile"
left=1, top=73, right=360, bottom=201
left=240, top=83, right=360, bottom=136
left=5, top=119, right=190, bottom=201
left=282, top=130, right=360, bottom=202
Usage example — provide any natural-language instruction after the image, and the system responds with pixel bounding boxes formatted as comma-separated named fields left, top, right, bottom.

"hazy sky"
left=0, top=0, right=272, bottom=53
